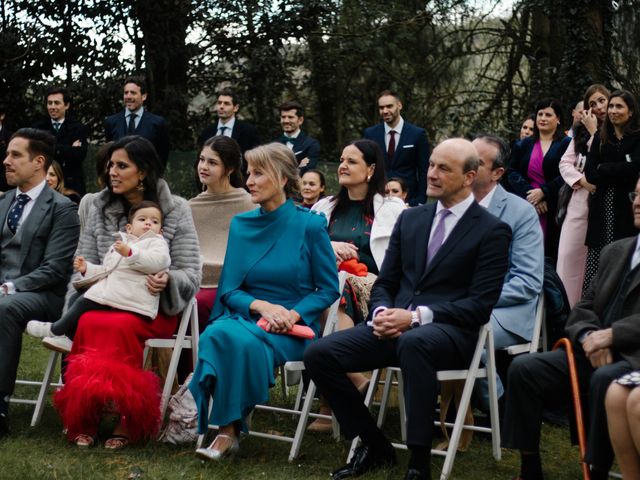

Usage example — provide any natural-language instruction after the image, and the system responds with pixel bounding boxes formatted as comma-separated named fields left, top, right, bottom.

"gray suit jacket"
left=566, top=235, right=640, bottom=369
left=486, top=184, right=544, bottom=342
left=0, top=186, right=80, bottom=297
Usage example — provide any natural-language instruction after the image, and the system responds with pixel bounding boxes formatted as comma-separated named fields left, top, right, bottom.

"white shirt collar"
left=435, top=193, right=475, bottom=219
left=51, top=118, right=65, bottom=125
left=477, top=185, right=498, bottom=209
left=217, top=117, right=236, bottom=130
left=285, top=129, right=301, bottom=140
left=16, top=179, right=47, bottom=202
left=384, top=116, right=404, bottom=136
left=126, top=106, right=144, bottom=118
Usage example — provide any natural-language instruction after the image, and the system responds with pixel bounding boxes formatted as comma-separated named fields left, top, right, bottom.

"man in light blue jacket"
left=472, top=135, right=544, bottom=406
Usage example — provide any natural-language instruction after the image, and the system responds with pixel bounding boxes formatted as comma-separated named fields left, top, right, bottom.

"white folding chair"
left=13, top=347, right=63, bottom=427
left=144, top=297, right=199, bottom=419
left=348, top=323, right=501, bottom=480
left=197, top=271, right=347, bottom=462
left=506, top=294, right=547, bottom=356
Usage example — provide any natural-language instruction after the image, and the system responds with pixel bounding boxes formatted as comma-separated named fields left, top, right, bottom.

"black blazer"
left=363, top=121, right=430, bottom=206
left=370, top=201, right=512, bottom=338
left=104, top=110, right=170, bottom=166
left=32, top=118, right=88, bottom=194
left=275, top=131, right=320, bottom=175
left=198, top=119, right=261, bottom=154
left=584, top=130, right=640, bottom=247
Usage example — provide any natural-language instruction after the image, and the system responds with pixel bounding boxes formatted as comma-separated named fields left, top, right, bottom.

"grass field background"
left=7, top=335, right=587, bottom=480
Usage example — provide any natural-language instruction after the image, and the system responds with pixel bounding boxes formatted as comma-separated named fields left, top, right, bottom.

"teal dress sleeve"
left=293, top=213, right=340, bottom=325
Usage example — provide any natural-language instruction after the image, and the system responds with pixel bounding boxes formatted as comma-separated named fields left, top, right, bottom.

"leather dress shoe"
left=404, top=467, right=431, bottom=480
left=331, top=444, right=396, bottom=479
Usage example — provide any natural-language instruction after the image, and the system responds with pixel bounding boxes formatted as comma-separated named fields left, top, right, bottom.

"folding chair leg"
left=289, top=380, right=318, bottom=461
left=397, top=371, right=407, bottom=443
left=31, top=351, right=60, bottom=427
left=348, top=368, right=384, bottom=462
left=486, top=330, right=501, bottom=460
left=377, top=368, right=394, bottom=429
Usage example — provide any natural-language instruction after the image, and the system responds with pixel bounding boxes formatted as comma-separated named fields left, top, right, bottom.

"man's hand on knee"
left=372, top=308, right=411, bottom=339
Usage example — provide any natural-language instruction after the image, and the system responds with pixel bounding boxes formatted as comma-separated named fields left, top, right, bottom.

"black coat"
left=584, top=130, right=640, bottom=247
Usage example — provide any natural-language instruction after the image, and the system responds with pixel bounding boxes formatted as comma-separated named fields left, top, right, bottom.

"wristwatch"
left=410, top=310, right=421, bottom=329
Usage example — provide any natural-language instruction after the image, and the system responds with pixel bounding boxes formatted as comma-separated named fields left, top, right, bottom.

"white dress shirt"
left=126, top=106, right=144, bottom=129
left=632, top=235, right=640, bottom=271
left=217, top=117, right=235, bottom=137
left=384, top=117, right=404, bottom=150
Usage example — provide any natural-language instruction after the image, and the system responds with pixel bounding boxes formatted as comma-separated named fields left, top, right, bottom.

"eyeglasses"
left=630, top=192, right=639, bottom=203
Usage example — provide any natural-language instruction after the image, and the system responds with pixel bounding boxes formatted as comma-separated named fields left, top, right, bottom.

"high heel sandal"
left=73, top=433, right=95, bottom=448
left=195, top=433, right=239, bottom=461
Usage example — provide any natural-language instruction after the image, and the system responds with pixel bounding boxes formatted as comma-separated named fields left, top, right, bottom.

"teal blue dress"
left=189, top=200, right=340, bottom=432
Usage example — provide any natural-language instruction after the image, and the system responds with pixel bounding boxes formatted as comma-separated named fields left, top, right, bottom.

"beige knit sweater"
left=189, top=188, right=255, bottom=288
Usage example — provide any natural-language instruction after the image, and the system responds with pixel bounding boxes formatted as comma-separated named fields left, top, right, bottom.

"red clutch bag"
left=257, top=318, right=316, bottom=339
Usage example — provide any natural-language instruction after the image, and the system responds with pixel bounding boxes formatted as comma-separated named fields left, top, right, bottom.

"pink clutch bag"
left=257, top=318, right=316, bottom=339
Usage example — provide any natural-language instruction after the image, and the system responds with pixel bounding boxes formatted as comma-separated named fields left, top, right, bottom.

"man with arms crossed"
left=305, top=138, right=512, bottom=480
left=0, top=128, right=79, bottom=436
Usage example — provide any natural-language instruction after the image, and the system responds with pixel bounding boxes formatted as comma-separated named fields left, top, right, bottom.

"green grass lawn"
left=7, top=336, right=584, bottom=479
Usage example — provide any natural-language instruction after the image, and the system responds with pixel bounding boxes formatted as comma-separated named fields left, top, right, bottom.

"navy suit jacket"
left=198, top=119, right=261, bottom=154
left=363, top=121, right=430, bottom=205
left=104, top=110, right=170, bottom=166
left=32, top=118, right=88, bottom=194
left=275, top=131, right=320, bottom=175
left=370, top=201, right=511, bottom=343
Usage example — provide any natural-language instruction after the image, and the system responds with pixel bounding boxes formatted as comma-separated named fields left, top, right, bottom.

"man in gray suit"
left=0, top=128, right=80, bottom=436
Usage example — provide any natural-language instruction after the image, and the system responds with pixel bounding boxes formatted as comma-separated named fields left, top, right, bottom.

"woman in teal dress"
left=189, top=142, right=340, bottom=461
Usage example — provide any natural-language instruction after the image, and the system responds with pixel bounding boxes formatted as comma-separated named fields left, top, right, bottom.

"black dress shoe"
left=0, top=414, right=9, bottom=438
left=404, top=467, right=431, bottom=480
left=331, top=444, right=397, bottom=480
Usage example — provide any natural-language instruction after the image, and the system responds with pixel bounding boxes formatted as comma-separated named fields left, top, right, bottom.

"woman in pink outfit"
left=557, top=84, right=609, bottom=307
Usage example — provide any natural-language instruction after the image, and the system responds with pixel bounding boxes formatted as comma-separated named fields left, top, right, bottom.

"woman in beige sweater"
left=189, top=136, right=255, bottom=325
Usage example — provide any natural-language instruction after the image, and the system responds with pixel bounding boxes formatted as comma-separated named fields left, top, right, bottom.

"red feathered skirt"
left=54, top=309, right=177, bottom=442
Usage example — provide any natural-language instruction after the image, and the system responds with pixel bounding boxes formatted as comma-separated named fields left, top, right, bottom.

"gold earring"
left=137, top=179, right=145, bottom=192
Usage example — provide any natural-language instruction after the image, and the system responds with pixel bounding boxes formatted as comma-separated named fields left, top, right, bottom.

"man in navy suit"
left=197, top=88, right=260, bottom=155
left=32, top=87, right=88, bottom=194
left=104, top=77, right=170, bottom=167
left=274, top=101, right=320, bottom=175
left=363, top=90, right=430, bottom=206
left=305, top=138, right=512, bottom=480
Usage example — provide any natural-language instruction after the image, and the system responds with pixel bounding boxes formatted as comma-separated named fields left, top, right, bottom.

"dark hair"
left=574, top=84, right=611, bottom=155
left=217, top=88, right=239, bottom=106
left=532, top=98, right=565, bottom=141
left=128, top=200, right=164, bottom=225
left=123, top=76, right=147, bottom=95
left=48, top=160, right=65, bottom=193
left=94, top=141, right=113, bottom=189
left=377, top=90, right=402, bottom=102
left=387, top=176, right=407, bottom=192
left=106, top=136, right=162, bottom=206
left=600, top=90, right=640, bottom=145
left=11, top=128, right=55, bottom=169
left=302, top=169, right=326, bottom=188
left=331, top=139, right=386, bottom=221
left=279, top=100, right=304, bottom=117
left=45, top=86, right=71, bottom=105
left=474, top=134, right=510, bottom=170
left=200, top=136, right=244, bottom=188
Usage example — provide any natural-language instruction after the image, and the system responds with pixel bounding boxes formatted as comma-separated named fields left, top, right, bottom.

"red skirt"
left=54, top=310, right=177, bottom=442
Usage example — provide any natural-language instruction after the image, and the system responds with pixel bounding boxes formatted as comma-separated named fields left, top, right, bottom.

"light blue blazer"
left=487, top=184, right=544, bottom=342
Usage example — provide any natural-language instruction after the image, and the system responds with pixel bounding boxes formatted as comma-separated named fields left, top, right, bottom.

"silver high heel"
left=195, top=433, right=239, bottom=461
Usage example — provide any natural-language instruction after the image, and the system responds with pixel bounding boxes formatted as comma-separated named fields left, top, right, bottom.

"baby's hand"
left=114, top=240, right=131, bottom=257
left=73, top=256, right=87, bottom=274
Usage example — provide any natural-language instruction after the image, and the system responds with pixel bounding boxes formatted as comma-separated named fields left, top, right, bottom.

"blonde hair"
left=244, top=143, right=300, bottom=199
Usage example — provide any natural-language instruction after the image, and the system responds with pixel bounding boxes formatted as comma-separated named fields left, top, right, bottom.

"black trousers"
left=501, top=348, right=632, bottom=470
left=51, top=294, right=111, bottom=337
left=304, top=322, right=478, bottom=448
